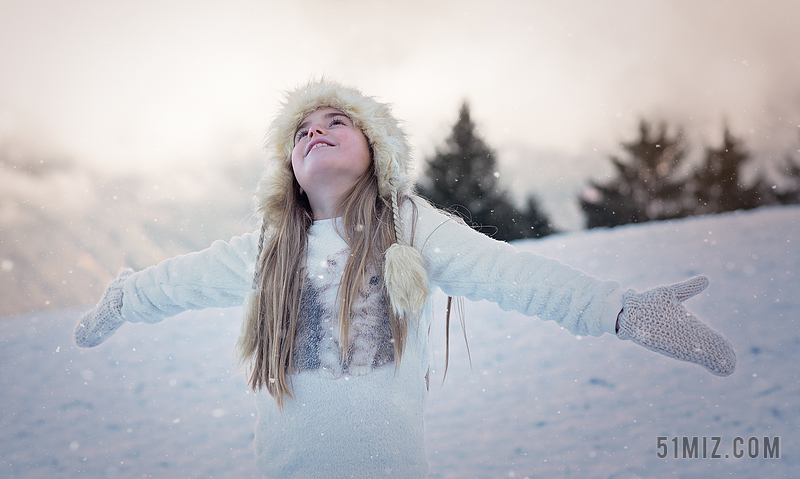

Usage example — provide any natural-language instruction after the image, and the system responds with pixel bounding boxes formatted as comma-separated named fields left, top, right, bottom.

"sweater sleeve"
left=120, top=231, right=259, bottom=324
left=409, top=202, right=622, bottom=336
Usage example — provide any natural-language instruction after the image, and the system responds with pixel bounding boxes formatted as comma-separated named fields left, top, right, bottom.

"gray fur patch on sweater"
left=293, top=249, right=394, bottom=378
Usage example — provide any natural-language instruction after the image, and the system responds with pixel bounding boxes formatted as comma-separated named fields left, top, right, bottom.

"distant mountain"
left=0, top=154, right=262, bottom=316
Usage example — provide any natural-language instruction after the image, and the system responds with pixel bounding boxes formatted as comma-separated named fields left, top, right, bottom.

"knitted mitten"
left=74, top=268, right=133, bottom=348
left=617, top=276, right=736, bottom=376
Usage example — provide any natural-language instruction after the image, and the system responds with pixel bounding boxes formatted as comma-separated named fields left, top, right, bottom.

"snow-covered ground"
left=2, top=206, right=798, bottom=479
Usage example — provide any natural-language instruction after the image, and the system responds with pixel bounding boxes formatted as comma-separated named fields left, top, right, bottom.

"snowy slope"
left=1, top=206, right=798, bottom=479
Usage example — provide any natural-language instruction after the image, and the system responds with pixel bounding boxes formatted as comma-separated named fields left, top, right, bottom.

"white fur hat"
left=251, top=79, right=428, bottom=318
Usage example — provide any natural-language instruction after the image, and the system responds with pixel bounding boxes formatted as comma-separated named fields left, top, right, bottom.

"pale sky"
left=1, top=0, right=799, bottom=228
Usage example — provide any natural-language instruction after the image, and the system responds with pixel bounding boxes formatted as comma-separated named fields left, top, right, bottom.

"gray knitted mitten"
left=74, top=268, right=133, bottom=348
left=617, top=276, right=736, bottom=377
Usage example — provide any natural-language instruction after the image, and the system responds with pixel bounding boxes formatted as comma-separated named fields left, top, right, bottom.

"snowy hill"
left=1, top=206, right=798, bottom=478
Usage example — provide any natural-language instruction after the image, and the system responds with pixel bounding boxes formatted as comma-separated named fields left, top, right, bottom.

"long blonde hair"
left=237, top=161, right=417, bottom=408
left=236, top=79, right=431, bottom=408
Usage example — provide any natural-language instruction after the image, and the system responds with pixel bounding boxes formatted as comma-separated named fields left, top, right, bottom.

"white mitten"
left=74, top=268, right=133, bottom=348
left=616, top=276, right=736, bottom=376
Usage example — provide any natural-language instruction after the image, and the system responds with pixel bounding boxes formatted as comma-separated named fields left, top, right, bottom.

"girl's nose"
left=308, top=124, right=325, bottom=139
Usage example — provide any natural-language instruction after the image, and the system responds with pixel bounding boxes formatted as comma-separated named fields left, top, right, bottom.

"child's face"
left=291, top=107, right=372, bottom=217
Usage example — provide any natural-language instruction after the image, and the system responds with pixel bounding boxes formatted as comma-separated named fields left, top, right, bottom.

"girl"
left=74, top=79, right=736, bottom=478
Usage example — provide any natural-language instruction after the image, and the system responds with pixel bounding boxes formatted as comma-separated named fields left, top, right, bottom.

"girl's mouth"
left=305, top=140, right=334, bottom=156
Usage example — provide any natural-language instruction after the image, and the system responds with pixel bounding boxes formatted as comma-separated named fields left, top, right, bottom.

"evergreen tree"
left=580, top=120, right=691, bottom=229
left=774, top=138, right=800, bottom=205
left=521, top=195, right=557, bottom=238
left=692, top=127, right=772, bottom=213
left=416, top=102, right=555, bottom=240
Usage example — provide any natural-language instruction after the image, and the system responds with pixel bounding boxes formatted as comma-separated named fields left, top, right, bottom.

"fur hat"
left=249, top=79, right=428, bottom=319
left=257, top=79, right=413, bottom=214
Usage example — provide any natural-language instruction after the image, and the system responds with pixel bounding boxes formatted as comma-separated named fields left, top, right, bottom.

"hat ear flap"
left=384, top=242, right=428, bottom=317
left=384, top=188, right=428, bottom=317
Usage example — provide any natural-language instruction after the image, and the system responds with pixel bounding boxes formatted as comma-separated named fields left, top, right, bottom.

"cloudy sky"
left=1, top=0, right=799, bottom=228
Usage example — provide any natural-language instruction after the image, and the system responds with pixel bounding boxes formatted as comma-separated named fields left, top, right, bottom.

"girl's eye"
left=294, top=116, right=348, bottom=143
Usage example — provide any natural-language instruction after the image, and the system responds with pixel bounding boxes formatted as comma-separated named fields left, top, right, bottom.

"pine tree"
left=580, top=120, right=691, bottom=229
left=772, top=136, right=800, bottom=205
left=776, top=155, right=800, bottom=204
left=692, top=127, right=771, bottom=213
left=416, top=102, right=555, bottom=240
left=521, top=195, right=557, bottom=238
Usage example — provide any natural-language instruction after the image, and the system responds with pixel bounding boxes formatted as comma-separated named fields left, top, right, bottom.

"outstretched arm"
left=74, top=231, right=258, bottom=348
left=408, top=200, right=736, bottom=376
left=120, top=232, right=258, bottom=324
left=411, top=202, right=621, bottom=337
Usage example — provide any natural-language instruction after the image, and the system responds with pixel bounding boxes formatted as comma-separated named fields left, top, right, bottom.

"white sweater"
left=119, top=201, right=622, bottom=478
